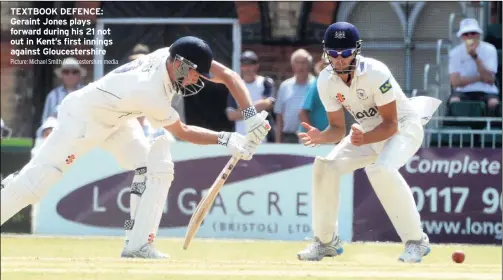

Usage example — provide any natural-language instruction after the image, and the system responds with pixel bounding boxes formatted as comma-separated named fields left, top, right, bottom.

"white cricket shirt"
left=63, top=47, right=180, bottom=129
left=317, top=56, right=418, bottom=133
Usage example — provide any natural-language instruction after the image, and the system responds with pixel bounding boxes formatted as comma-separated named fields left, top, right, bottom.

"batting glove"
left=218, top=132, right=258, bottom=161
left=243, top=107, right=271, bottom=144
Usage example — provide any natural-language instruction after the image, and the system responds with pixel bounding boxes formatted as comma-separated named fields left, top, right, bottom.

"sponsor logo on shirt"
left=354, top=106, right=378, bottom=119
left=336, top=93, right=345, bottom=103
left=379, top=78, right=392, bottom=94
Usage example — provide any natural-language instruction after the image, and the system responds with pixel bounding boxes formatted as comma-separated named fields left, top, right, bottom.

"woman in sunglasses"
left=297, top=22, right=441, bottom=263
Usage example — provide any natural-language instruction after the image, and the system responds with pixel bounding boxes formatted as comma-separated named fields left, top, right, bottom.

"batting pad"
left=127, top=136, right=174, bottom=251
left=312, top=157, right=341, bottom=244
left=1, top=163, right=62, bottom=225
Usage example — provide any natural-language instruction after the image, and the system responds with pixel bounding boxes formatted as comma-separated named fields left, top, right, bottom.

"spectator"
left=1, top=118, right=12, bottom=139
left=226, top=51, right=275, bottom=142
left=31, top=117, right=58, bottom=158
left=42, top=57, right=86, bottom=124
left=298, top=57, right=330, bottom=133
left=274, top=49, right=315, bottom=143
left=448, top=18, right=500, bottom=116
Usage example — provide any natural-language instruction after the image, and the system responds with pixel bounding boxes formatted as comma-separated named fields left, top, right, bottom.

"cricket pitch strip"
left=1, top=235, right=501, bottom=280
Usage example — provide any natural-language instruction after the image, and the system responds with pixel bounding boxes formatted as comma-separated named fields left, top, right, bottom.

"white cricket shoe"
left=297, top=235, right=344, bottom=261
left=120, top=242, right=169, bottom=259
left=398, top=233, right=431, bottom=263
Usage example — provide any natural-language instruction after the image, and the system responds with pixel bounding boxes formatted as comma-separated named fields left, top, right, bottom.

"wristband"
left=242, top=106, right=258, bottom=120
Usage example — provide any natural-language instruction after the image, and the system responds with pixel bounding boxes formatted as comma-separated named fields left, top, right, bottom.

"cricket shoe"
left=398, top=233, right=431, bottom=263
left=120, top=242, right=169, bottom=259
left=297, top=235, right=344, bottom=261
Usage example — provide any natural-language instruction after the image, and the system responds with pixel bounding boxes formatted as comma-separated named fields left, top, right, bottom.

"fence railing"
left=423, top=116, right=502, bottom=149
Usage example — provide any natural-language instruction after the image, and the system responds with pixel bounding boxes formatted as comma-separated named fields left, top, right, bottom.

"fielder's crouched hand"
left=243, top=107, right=271, bottom=144
left=218, top=132, right=258, bottom=161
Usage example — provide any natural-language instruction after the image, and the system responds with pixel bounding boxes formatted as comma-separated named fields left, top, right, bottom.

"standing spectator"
left=274, top=49, right=315, bottom=143
left=448, top=18, right=500, bottom=116
left=41, top=57, right=86, bottom=124
left=226, top=51, right=275, bottom=142
left=298, top=57, right=330, bottom=133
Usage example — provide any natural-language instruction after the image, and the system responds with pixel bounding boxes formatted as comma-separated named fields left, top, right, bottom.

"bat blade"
left=183, top=156, right=240, bottom=250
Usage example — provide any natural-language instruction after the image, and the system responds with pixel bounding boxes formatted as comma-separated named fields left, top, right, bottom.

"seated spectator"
left=298, top=58, right=330, bottom=133
left=226, top=51, right=275, bottom=142
left=42, top=57, right=86, bottom=124
left=448, top=18, right=500, bottom=116
left=31, top=117, right=58, bottom=158
left=274, top=49, right=315, bottom=143
left=1, top=118, right=12, bottom=139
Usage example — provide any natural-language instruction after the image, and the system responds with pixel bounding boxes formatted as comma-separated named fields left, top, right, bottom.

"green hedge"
left=1, top=138, right=33, bottom=233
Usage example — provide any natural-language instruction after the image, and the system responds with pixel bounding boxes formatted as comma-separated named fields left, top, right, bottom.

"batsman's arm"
left=206, top=60, right=253, bottom=111
left=164, top=120, right=220, bottom=145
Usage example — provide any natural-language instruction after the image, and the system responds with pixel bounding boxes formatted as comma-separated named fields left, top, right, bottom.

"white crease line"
left=1, top=257, right=500, bottom=268
left=1, top=268, right=500, bottom=280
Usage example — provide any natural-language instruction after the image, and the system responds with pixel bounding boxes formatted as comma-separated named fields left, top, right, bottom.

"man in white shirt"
left=448, top=18, right=500, bottom=116
left=274, top=49, right=315, bottom=143
left=1, top=36, right=270, bottom=259
left=296, top=22, right=441, bottom=263
left=226, top=51, right=275, bottom=142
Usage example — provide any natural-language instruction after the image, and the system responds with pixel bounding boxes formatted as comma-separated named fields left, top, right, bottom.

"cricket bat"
left=183, top=111, right=269, bottom=250
left=183, top=155, right=240, bottom=250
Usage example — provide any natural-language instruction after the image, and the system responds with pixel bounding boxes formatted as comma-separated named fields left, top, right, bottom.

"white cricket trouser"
left=313, top=118, right=425, bottom=244
left=1, top=95, right=149, bottom=225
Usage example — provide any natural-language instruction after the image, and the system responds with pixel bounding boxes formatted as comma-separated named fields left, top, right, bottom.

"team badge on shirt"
left=336, top=93, right=345, bottom=103
left=379, top=78, right=392, bottom=94
left=356, top=89, right=368, bottom=100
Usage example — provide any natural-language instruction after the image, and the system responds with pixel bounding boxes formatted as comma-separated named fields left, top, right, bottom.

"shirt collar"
left=354, top=55, right=367, bottom=77
left=161, top=55, right=177, bottom=96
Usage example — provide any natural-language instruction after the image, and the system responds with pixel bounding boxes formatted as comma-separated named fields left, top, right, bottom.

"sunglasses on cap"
left=462, top=32, right=479, bottom=36
left=326, top=48, right=357, bottom=59
left=62, top=69, right=80, bottom=75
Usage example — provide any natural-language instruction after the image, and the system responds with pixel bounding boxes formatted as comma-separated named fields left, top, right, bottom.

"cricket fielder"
left=296, top=22, right=441, bottom=263
left=1, top=36, right=270, bottom=258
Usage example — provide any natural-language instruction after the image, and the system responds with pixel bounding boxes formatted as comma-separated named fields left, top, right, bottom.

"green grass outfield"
left=1, top=235, right=501, bottom=280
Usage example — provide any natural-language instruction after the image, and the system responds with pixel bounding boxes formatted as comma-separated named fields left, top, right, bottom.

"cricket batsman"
left=1, top=36, right=270, bottom=258
left=296, top=22, right=441, bottom=263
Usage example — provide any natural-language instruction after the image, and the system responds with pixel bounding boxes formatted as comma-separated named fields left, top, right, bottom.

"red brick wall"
left=241, top=44, right=324, bottom=83
left=309, top=2, right=337, bottom=25
left=237, top=1, right=337, bottom=85
left=235, top=2, right=261, bottom=25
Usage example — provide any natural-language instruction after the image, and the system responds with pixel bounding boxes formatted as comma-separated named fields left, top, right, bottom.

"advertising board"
left=34, top=143, right=354, bottom=241
left=353, top=148, right=502, bottom=244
